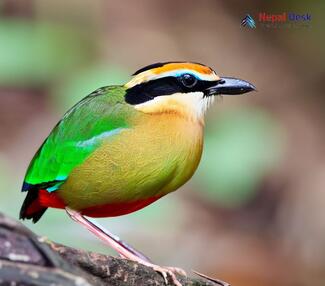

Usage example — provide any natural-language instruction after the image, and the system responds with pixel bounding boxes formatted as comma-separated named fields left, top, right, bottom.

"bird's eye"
left=180, top=74, right=197, bottom=88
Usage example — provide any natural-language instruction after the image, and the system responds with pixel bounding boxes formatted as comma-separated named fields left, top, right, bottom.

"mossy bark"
left=0, top=213, right=224, bottom=286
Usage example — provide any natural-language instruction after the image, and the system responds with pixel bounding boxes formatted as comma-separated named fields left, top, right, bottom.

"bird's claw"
left=165, top=266, right=187, bottom=276
left=149, top=264, right=183, bottom=286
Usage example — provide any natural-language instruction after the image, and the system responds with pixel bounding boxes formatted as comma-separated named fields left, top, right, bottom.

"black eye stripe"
left=125, top=76, right=216, bottom=105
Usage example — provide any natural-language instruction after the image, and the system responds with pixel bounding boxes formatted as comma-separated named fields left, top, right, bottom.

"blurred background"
left=0, top=1, right=324, bottom=285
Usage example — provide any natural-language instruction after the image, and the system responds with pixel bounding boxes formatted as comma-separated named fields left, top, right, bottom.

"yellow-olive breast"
left=59, top=111, right=204, bottom=210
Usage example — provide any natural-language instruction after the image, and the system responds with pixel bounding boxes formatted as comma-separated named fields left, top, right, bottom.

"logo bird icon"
left=241, top=14, right=256, bottom=28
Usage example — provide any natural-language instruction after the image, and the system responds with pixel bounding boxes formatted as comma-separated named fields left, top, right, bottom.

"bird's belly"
left=59, top=115, right=203, bottom=215
left=80, top=196, right=162, bottom=217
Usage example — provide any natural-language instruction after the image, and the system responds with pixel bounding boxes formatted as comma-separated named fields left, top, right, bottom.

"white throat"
left=134, top=92, right=215, bottom=121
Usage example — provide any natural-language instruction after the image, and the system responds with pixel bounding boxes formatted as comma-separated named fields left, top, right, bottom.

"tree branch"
left=0, top=212, right=224, bottom=286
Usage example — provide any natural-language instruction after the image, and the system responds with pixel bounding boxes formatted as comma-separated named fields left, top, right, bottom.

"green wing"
left=23, top=85, right=134, bottom=191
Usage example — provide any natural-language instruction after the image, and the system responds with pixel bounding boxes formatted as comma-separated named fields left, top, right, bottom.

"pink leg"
left=66, top=207, right=183, bottom=286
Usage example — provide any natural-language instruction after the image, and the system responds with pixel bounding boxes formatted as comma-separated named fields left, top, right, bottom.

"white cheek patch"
left=134, top=92, right=215, bottom=120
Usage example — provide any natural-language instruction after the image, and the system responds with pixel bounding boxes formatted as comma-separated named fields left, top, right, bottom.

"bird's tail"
left=20, top=189, right=48, bottom=223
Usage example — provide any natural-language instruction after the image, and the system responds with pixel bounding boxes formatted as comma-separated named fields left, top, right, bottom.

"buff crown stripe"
left=152, top=63, right=213, bottom=75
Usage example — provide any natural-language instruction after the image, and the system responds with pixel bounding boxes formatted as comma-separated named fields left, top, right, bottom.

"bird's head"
left=124, top=62, right=255, bottom=123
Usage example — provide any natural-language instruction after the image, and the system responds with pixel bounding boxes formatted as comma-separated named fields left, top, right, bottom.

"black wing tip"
left=20, top=210, right=47, bottom=223
left=19, top=185, right=47, bottom=223
left=20, top=209, right=47, bottom=223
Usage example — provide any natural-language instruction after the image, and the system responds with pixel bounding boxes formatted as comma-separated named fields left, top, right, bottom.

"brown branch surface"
left=0, top=213, right=222, bottom=286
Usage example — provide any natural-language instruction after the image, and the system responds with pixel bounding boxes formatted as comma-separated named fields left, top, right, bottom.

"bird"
left=20, top=61, right=255, bottom=286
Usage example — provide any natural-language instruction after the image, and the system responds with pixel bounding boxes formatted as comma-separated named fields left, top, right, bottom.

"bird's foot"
left=147, top=263, right=183, bottom=286
left=165, top=266, right=187, bottom=276
left=128, top=257, right=184, bottom=286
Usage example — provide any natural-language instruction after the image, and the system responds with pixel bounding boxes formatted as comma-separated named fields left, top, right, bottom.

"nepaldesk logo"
left=241, top=12, right=312, bottom=29
left=241, top=14, right=256, bottom=28
left=259, top=12, right=311, bottom=23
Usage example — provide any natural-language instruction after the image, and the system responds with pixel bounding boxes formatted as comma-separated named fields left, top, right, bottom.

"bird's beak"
left=205, top=77, right=256, bottom=96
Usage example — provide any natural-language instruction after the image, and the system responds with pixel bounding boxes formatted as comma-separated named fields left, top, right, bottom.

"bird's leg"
left=66, top=208, right=184, bottom=286
left=65, top=207, right=150, bottom=261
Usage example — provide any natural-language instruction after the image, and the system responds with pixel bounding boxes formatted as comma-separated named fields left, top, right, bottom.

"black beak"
left=206, top=77, right=256, bottom=96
